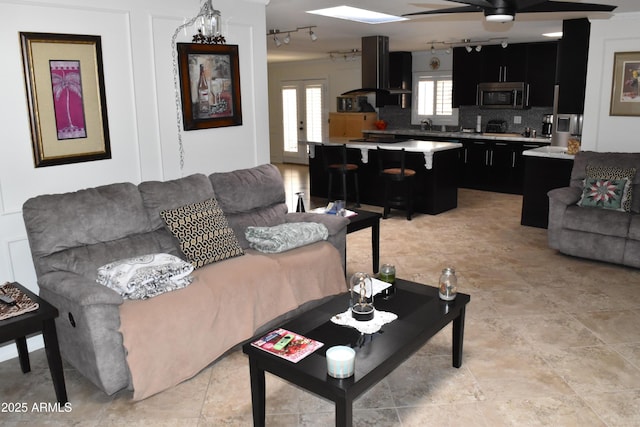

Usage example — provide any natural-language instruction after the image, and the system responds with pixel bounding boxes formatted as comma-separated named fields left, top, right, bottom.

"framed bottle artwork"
left=177, top=43, right=242, bottom=130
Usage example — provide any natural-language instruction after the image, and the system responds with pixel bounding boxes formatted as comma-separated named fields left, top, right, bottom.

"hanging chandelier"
left=192, top=0, right=225, bottom=44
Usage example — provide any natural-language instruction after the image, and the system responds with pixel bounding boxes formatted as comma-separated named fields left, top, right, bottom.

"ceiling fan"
left=403, top=0, right=617, bottom=23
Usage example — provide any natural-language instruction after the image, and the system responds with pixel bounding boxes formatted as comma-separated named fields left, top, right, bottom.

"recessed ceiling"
left=265, top=0, right=640, bottom=63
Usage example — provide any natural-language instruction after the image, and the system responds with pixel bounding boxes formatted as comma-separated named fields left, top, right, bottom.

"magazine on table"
left=251, top=328, right=323, bottom=363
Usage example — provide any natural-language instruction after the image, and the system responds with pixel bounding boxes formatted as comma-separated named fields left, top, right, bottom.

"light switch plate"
left=514, top=116, right=522, bottom=124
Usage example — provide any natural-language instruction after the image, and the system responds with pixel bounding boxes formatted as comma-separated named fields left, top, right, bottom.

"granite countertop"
left=522, top=146, right=575, bottom=160
left=365, top=129, right=552, bottom=144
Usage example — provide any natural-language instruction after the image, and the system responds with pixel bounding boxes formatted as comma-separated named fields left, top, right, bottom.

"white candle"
left=326, top=346, right=355, bottom=378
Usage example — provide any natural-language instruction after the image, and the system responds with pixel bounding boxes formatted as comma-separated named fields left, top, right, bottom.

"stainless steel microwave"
left=337, top=95, right=367, bottom=112
left=477, top=82, right=530, bottom=109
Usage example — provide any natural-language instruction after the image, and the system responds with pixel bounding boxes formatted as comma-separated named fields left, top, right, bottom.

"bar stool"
left=322, top=144, right=360, bottom=207
left=377, top=147, right=416, bottom=220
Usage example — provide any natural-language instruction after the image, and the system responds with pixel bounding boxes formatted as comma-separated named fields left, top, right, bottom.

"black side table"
left=0, top=282, right=68, bottom=403
left=346, top=209, right=381, bottom=273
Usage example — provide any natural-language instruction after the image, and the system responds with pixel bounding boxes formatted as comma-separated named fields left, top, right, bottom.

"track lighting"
left=430, top=38, right=509, bottom=54
left=327, top=48, right=361, bottom=62
left=266, top=26, right=318, bottom=46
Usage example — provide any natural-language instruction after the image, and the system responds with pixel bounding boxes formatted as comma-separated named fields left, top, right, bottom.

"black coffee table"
left=242, top=278, right=470, bottom=427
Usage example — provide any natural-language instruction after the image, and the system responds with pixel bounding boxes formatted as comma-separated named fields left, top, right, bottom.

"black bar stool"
left=322, top=144, right=360, bottom=207
left=376, top=147, right=416, bottom=220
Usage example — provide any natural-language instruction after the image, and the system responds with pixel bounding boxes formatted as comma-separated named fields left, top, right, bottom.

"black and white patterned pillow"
left=160, top=198, right=244, bottom=268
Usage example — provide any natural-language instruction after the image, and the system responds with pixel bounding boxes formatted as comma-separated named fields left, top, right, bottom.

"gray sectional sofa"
left=547, top=151, right=640, bottom=268
left=22, top=164, right=349, bottom=400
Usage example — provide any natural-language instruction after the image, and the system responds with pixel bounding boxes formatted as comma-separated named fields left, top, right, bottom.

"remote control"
left=273, top=334, right=294, bottom=351
left=0, top=294, right=16, bottom=305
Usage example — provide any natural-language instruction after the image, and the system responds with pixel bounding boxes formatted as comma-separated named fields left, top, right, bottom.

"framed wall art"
left=177, top=43, right=242, bottom=130
left=20, top=32, right=111, bottom=167
left=610, top=51, right=640, bottom=117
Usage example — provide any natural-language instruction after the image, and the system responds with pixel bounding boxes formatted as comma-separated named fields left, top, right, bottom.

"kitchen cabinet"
left=556, top=18, right=590, bottom=114
left=380, top=51, right=412, bottom=108
left=526, top=42, right=558, bottom=107
left=453, top=41, right=558, bottom=107
left=480, top=45, right=527, bottom=83
left=328, top=112, right=378, bottom=138
left=459, top=139, right=546, bottom=194
left=521, top=155, right=574, bottom=228
left=452, top=48, right=482, bottom=107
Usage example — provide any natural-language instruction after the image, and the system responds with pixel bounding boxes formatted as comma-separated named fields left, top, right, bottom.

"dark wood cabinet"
left=452, top=48, right=482, bottom=107
left=453, top=42, right=558, bottom=107
left=480, top=45, right=527, bottom=83
left=556, top=18, right=590, bottom=113
left=458, top=139, right=546, bottom=194
left=526, top=42, right=558, bottom=107
left=381, top=52, right=412, bottom=108
left=521, top=155, right=574, bottom=228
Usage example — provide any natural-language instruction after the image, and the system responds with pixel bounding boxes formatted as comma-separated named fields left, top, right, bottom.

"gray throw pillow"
left=245, top=222, right=328, bottom=253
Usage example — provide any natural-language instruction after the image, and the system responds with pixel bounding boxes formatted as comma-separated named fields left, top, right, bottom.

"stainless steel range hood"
left=342, top=36, right=412, bottom=100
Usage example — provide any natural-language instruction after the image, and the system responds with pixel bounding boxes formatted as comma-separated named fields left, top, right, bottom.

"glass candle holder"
left=350, top=272, right=374, bottom=321
left=438, top=267, right=458, bottom=301
left=378, top=263, right=396, bottom=298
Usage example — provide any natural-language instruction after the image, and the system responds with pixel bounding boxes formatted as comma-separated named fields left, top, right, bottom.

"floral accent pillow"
left=577, top=165, right=636, bottom=212
left=96, top=253, right=194, bottom=300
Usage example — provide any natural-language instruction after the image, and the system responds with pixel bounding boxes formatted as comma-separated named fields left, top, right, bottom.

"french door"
left=281, top=79, right=327, bottom=164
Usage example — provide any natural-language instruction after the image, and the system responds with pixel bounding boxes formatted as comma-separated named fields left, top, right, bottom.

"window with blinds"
left=416, top=75, right=453, bottom=118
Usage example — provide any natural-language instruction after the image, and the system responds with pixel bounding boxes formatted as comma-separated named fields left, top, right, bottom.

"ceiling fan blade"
left=445, top=0, right=494, bottom=6
left=403, top=5, right=482, bottom=17
left=519, top=1, right=617, bottom=13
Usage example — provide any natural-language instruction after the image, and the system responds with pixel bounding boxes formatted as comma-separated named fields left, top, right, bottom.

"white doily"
left=330, top=308, right=398, bottom=334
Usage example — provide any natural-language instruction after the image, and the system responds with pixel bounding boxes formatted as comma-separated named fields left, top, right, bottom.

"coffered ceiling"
left=265, top=0, right=640, bottom=63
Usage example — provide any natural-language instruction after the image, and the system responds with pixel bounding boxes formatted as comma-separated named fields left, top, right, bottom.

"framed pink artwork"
left=20, top=32, right=111, bottom=167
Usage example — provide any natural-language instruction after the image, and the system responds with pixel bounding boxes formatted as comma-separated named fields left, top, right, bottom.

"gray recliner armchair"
left=547, top=151, right=640, bottom=268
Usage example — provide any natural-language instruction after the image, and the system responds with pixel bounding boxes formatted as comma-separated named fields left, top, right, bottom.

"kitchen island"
left=305, top=138, right=462, bottom=215
left=363, top=129, right=552, bottom=194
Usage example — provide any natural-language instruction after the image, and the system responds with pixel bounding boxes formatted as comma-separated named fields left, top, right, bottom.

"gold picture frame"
left=610, top=51, right=640, bottom=117
left=20, top=32, right=111, bottom=167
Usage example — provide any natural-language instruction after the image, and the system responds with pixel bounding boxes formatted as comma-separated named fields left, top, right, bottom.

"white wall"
left=582, top=12, right=640, bottom=152
left=0, top=0, right=269, bottom=362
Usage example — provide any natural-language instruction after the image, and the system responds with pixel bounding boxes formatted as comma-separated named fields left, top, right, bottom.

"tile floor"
left=2, top=163, right=640, bottom=426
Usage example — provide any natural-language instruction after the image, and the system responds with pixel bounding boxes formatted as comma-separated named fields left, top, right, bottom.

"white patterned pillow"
left=160, top=198, right=244, bottom=268
left=96, top=253, right=194, bottom=300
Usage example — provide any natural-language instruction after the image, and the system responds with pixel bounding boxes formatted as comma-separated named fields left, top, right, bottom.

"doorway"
left=280, top=79, right=327, bottom=164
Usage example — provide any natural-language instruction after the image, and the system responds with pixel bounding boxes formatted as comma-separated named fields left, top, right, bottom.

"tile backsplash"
left=378, top=105, right=553, bottom=135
